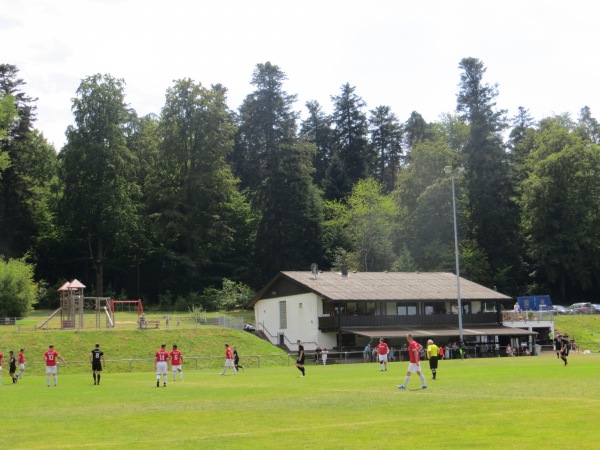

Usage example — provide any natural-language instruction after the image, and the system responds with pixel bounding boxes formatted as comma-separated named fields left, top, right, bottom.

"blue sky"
left=2, top=0, right=598, bottom=149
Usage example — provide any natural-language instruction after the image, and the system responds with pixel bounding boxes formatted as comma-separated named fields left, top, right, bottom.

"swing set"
left=110, top=299, right=145, bottom=326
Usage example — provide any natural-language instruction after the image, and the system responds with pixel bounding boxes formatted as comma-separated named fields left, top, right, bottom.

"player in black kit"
left=89, top=344, right=106, bottom=385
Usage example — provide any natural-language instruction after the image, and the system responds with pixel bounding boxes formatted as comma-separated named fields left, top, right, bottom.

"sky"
left=2, top=0, right=599, bottom=150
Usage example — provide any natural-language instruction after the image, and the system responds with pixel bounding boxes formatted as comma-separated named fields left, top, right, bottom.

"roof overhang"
left=341, top=326, right=537, bottom=338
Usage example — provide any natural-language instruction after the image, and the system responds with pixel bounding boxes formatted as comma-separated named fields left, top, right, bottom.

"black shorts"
left=92, top=363, right=102, bottom=372
left=296, top=358, right=305, bottom=365
left=429, top=356, right=438, bottom=369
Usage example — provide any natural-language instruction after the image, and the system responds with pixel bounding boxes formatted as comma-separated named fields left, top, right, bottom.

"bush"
left=0, top=256, right=38, bottom=316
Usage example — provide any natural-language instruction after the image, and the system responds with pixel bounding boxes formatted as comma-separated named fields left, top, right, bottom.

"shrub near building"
left=0, top=257, right=38, bottom=317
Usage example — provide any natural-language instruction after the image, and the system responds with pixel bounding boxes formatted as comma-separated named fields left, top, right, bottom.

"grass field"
left=1, top=353, right=599, bottom=449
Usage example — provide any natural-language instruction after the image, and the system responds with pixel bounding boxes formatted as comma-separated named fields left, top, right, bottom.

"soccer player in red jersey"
left=0, top=351, right=4, bottom=386
left=44, top=345, right=67, bottom=387
left=220, top=344, right=236, bottom=375
left=377, top=338, right=390, bottom=371
left=170, top=344, right=183, bottom=382
left=397, top=333, right=427, bottom=390
left=18, top=348, right=25, bottom=379
left=155, top=344, right=170, bottom=387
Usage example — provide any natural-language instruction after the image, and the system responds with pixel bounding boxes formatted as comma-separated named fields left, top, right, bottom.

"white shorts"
left=378, top=354, right=388, bottom=363
left=156, top=361, right=168, bottom=375
left=46, top=366, right=58, bottom=374
left=172, top=365, right=182, bottom=371
left=19, top=363, right=25, bottom=370
left=224, top=359, right=234, bottom=367
left=407, top=362, right=422, bottom=373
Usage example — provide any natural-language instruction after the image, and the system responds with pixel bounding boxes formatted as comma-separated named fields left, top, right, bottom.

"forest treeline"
left=1, top=57, right=599, bottom=310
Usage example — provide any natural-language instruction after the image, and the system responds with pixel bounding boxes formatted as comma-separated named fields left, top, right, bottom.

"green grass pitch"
left=1, top=353, right=599, bottom=449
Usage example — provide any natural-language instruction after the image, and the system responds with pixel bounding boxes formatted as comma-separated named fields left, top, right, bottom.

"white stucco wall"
left=254, top=293, right=337, bottom=351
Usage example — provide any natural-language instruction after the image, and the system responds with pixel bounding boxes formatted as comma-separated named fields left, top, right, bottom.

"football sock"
left=419, top=373, right=427, bottom=387
left=97, top=374, right=100, bottom=384
left=404, top=376, right=410, bottom=387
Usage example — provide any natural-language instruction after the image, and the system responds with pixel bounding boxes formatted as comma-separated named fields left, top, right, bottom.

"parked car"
left=551, top=305, right=574, bottom=315
left=591, top=304, right=600, bottom=314
left=567, top=302, right=596, bottom=314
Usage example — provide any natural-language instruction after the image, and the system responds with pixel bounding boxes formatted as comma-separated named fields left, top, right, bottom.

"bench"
left=16, top=320, right=37, bottom=331
left=139, top=320, right=160, bottom=329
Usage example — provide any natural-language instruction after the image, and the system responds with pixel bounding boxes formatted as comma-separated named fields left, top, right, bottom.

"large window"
left=396, top=302, right=417, bottom=315
left=424, top=302, right=446, bottom=315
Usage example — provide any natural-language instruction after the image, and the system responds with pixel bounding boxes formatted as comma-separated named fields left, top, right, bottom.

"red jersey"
left=0, top=352, right=3, bottom=363
left=225, top=347, right=234, bottom=360
left=155, top=349, right=170, bottom=362
left=377, top=342, right=389, bottom=355
left=18, top=352, right=25, bottom=364
left=170, top=349, right=183, bottom=365
left=45, top=350, right=59, bottom=366
left=408, top=340, right=421, bottom=363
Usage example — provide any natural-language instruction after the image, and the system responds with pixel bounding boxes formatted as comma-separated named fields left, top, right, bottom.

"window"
left=424, top=302, right=446, bottom=315
left=279, top=301, right=287, bottom=329
left=396, top=302, right=417, bottom=315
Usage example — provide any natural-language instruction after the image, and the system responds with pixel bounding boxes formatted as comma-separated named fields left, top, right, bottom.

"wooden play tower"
left=58, top=279, right=86, bottom=329
left=38, top=279, right=115, bottom=330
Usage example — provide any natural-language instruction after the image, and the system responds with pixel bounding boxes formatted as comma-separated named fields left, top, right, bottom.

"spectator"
left=363, top=344, right=371, bottom=363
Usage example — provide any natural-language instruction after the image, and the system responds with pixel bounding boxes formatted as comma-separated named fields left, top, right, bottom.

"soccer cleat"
left=420, top=386, right=427, bottom=390
left=397, top=385, right=405, bottom=390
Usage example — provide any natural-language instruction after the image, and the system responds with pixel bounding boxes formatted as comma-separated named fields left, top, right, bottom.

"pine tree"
left=327, top=83, right=372, bottom=199
left=369, top=105, right=403, bottom=192
left=456, top=57, right=522, bottom=290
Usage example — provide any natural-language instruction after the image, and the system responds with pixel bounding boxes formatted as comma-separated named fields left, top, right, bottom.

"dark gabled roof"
left=249, top=271, right=511, bottom=306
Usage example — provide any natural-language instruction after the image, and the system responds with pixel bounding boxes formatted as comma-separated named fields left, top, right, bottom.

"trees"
left=337, top=179, right=398, bottom=271
left=0, top=65, right=57, bottom=262
left=233, top=62, right=298, bottom=199
left=236, top=63, right=323, bottom=284
left=300, top=100, right=333, bottom=188
left=369, top=105, right=403, bottom=193
left=393, top=139, right=458, bottom=272
left=60, top=74, right=140, bottom=296
left=0, top=93, right=16, bottom=174
left=519, top=117, right=600, bottom=300
left=0, top=257, right=38, bottom=316
left=149, top=79, right=250, bottom=290
left=456, top=57, right=522, bottom=291
left=327, top=83, right=373, bottom=199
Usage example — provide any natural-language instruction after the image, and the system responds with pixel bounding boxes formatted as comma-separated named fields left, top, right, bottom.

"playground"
left=36, top=279, right=156, bottom=331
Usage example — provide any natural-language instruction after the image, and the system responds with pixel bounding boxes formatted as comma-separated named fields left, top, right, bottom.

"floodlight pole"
left=445, top=166, right=464, bottom=347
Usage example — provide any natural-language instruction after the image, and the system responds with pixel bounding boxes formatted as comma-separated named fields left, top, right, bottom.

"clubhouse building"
left=249, top=271, right=537, bottom=356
